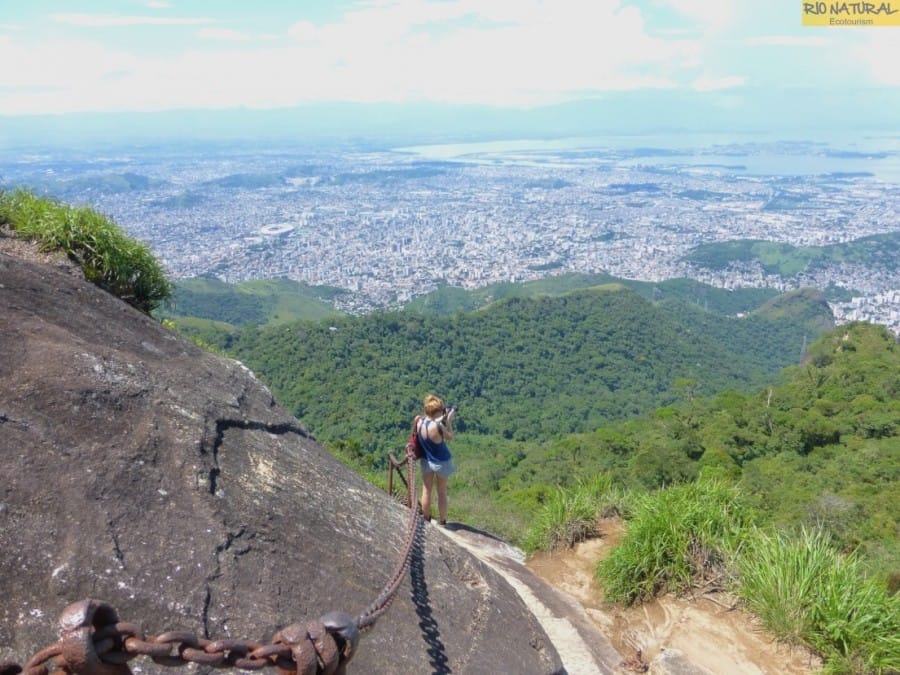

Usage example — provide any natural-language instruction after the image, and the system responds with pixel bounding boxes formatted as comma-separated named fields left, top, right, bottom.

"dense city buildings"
left=2, top=137, right=898, bottom=331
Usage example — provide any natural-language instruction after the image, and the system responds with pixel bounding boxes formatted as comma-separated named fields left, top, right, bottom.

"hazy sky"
left=0, top=0, right=897, bottom=116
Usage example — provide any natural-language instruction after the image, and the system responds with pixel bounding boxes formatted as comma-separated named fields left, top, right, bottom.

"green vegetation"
left=405, top=273, right=779, bottom=317
left=752, top=287, right=834, bottom=331
left=159, top=276, right=342, bottom=328
left=685, top=232, right=900, bottom=278
left=544, top=478, right=900, bottom=674
left=0, top=189, right=171, bottom=312
left=516, top=323, right=900, bottom=671
left=227, top=286, right=830, bottom=458
left=510, top=323, right=898, bottom=562
left=522, top=474, right=627, bottom=554
left=738, top=529, right=899, bottom=674
left=597, top=479, right=752, bottom=604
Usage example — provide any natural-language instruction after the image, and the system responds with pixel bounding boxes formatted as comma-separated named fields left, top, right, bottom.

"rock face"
left=0, top=253, right=563, bottom=674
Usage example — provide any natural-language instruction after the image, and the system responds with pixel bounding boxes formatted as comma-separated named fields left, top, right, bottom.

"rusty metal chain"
left=1, top=447, right=423, bottom=675
left=357, top=446, right=419, bottom=631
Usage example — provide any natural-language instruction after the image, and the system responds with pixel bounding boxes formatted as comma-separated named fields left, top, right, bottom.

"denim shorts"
left=420, top=457, right=456, bottom=478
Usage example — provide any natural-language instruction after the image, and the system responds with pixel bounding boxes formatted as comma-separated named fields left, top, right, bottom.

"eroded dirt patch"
left=527, top=518, right=821, bottom=674
left=0, top=226, right=82, bottom=275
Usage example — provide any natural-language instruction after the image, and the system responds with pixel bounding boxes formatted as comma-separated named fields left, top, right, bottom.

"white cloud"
left=745, top=35, right=831, bottom=47
left=285, top=0, right=698, bottom=105
left=856, top=32, right=900, bottom=86
left=287, top=21, right=318, bottom=42
left=197, top=28, right=252, bottom=42
left=50, top=13, right=212, bottom=27
left=10, top=0, right=860, bottom=115
left=14, top=0, right=701, bottom=113
left=690, top=74, right=745, bottom=91
left=0, top=37, right=144, bottom=113
left=653, top=0, right=738, bottom=32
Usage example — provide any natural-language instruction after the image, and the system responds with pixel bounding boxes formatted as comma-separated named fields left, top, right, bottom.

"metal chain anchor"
left=1, top=445, right=422, bottom=674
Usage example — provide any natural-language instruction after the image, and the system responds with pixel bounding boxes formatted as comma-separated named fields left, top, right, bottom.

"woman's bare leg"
left=420, top=471, right=434, bottom=520
left=436, top=475, right=449, bottom=523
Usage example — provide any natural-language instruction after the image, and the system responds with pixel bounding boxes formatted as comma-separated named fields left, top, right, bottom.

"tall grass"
left=594, top=479, right=899, bottom=673
left=737, top=528, right=900, bottom=674
left=596, top=479, right=752, bottom=605
left=522, top=474, right=627, bottom=554
left=0, top=188, right=171, bottom=312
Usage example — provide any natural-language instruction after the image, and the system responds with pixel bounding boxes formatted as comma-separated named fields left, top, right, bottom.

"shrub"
left=522, top=474, right=626, bottom=554
left=596, top=479, right=751, bottom=604
left=0, top=189, right=171, bottom=313
left=737, top=528, right=900, bottom=674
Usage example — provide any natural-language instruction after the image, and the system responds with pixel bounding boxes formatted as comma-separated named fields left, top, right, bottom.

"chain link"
left=358, top=446, right=419, bottom=630
left=2, top=448, right=422, bottom=674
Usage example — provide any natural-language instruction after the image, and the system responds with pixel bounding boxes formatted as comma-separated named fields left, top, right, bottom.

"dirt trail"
left=526, top=518, right=822, bottom=674
left=437, top=521, right=625, bottom=674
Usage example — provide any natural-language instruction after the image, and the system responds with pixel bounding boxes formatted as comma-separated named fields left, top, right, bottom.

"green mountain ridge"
left=159, top=275, right=343, bottom=328
left=159, top=271, right=842, bottom=375
left=404, top=272, right=781, bottom=317
left=685, top=232, right=900, bottom=277
left=751, top=286, right=835, bottom=332
left=226, top=284, right=834, bottom=455
left=162, top=270, right=785, bottom=331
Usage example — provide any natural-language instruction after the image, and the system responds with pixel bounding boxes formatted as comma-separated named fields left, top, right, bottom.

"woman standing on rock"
left=417, top=394, right=456, bottom=526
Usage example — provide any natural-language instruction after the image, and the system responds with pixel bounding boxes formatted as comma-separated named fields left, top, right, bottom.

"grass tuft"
left=737, top=528, right=900, bottom=674
left=522, top=473, right=627, bottom=554
left=596, top=479, right=751, bottom=605
left=0, top=188, right=171, bottom=313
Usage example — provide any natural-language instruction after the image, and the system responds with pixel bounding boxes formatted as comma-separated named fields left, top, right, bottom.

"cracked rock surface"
left=0, top=253, right=563, bottom=674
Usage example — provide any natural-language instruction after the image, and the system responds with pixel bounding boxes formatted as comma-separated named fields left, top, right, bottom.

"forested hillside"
left=220, top=287, right=900, bottom=584
left=159, top=275, right=343, bottom=326
left=162, top=271, right=782, bottom=326
left=405, top=272, right=780, bottom=317
left=227, top=285, right=832, bottom=454
left=508, top=322, right=899, bottom=576
left=685, top=231, right=900, bottom=277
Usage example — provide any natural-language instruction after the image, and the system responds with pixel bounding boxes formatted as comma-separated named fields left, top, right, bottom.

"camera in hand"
left=443, top=404, right=457, bottom=418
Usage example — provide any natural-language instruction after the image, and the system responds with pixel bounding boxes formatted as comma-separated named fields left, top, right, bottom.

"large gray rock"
left=0, top=252, right=563, bottom=674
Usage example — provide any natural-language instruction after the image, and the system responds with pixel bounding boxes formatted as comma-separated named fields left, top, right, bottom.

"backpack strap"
left=420, top=417, right=443, bottom=440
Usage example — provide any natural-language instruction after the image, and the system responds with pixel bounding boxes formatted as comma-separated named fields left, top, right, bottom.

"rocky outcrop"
left=0, top=252, right=562, bottom=674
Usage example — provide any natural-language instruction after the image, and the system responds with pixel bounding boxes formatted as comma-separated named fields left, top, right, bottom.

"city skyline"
left=2, top=136, right=896, bottom=331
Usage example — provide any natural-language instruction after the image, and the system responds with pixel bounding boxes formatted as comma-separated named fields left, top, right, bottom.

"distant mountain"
left=684, top=232, right=900, bottom=278
left=1, top=172, right=168, bottom=200
left=226, top=285, right=834, bottom=455
left=202, top=173, right=288, bottom=189
left=159, top=275, right=343, bottom=328
left=151, top=190, right=207, bottom=208
left=4, top=87, right=899, bottom=149
left=163, top=271, right=781, bottom=332
left=404, top=273, right=779, bottom=317
left=752, top=287, right=835, bottom=333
